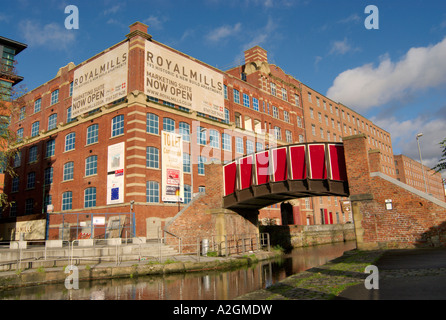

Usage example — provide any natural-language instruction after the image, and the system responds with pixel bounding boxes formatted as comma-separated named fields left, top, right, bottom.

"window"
left=274, top=126, right=282, bottom=140
left=13, top=151, right=21, bottom=167
left=44, top=167, right=53, bottom=185
left=163, top=117, right=175, bottom=132
left=62, top=191, right=73, bottom=211
left=286, top=130, right=292, bottom=143
left=209, top=129, right=219, bottom=148
left=222, top=133, right=231, bottom=151
left=146, top=113, right=159, bottom=134
left=198, top=127, right=206, bottom=145
left=198, top=156, right=207, bottom=175
left=11, top=177, right=19, bottom=193
left=84, top=187, right=96, bottom=208
left=183, top=153, right=191, bottom=173
left=270, top=83, right=276, bottom=96
left=234, top=113, right=242, bottom=128
left=308, top=92, right=312, bottom=102
left=224, top=108, right=230, bottom=124
left=224, top=85, right=228, bottom=99
left=69, top=82, right=73, bottom=96
left=48, top=113, right=57, bottom=130
left=34, top=99, right=41, bottom=113
left=86, top=124, right=99, bottom=145
left=25, top=198, right=34, bottom=215
left=51, top=89, right=59, bottom=105
left=310, top=108, right=314, bottom=119
left=29, top=146, right=38, bottom=163
left=146, top=181, right=159, bottom=203
left=299, top=134, right=304, bottom=143
left=295, top=94, right=300, bottom=106
left=179, top=122, right=190, bottom=142
left=146, top=147, right=159, bottom=169
left=243, top=93, right=250, bottom=108
left=67, top=106, right=75, bottom=123
left=46, top=139, right=55, bottom=158
left=253, top=98, right=259, bottom=111
left=284, top=111, right=290, bottom=123
left=184, top=185, right=191, bottom=204
left=246, top=140, right=254, bottom=154
left=19, top=107, right=26, bottom=120
left=272, top=106, right=279, bottom=119
left=256, top=142, right=263, bottom=152
left=198, top=186, right=206, bottom=193
left=297, top=116, right=302, bottom=128
left=10, top=202, right=17, bottom=217
left=27, top=172, right=36, bottom=189
left=112, top=115, right=124, bottom=137
left=63, top=162, right=74, bottom=181
left=85, top=155, right=98, bottom=176
left=65, top=132, right=76, bottom=151
left=236, top=137, right=244, bottom=154
left=16, top=128, right=23, bottom=142
left=233, top=89, right=240, bottom=104
left=311, top=124, right=316, bottom=136
left=282, top=88, right=287, bottom=101
left=316, top=97, right=320, bottom=107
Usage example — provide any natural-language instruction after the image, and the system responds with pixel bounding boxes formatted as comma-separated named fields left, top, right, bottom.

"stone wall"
left=343, top=134, right=446, bottom=250
left=261, top=224, right=356, bottom=250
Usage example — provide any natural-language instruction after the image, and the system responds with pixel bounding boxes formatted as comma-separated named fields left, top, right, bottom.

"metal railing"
left=0, top=232, right=271, bottom=271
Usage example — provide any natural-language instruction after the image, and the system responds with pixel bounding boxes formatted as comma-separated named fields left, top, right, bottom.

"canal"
left=0, top=241, right=356, bottom=300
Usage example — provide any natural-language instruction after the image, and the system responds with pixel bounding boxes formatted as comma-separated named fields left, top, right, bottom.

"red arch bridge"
left=223, top=142, right=349, bottom=210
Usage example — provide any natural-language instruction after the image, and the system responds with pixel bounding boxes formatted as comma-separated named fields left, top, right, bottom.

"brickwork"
left=165, top=161, right=259, bottom=252
left=343, top=134, right=446, bottom=249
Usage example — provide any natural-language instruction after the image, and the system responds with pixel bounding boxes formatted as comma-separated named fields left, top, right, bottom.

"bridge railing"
left=223, top=142, right=349, bottom=208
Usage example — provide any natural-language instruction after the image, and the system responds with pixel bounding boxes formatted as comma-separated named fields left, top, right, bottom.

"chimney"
left=244, top=46, right=268, bottom=65
left=126, top=21, right=152, bottom=40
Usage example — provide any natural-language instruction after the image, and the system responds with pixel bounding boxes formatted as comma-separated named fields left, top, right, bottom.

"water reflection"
left=0, top=241, right=356, bottom=300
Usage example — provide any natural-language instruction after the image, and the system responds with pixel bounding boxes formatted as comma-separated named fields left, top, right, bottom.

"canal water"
left=0, top=241, right=356, bottom=300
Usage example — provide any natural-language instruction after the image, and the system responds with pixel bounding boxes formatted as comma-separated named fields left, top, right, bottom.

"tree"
left=432, top=138, right=446, bottom=173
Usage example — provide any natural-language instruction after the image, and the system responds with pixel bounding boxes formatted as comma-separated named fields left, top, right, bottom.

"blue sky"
left=2, top=0, right=446, bottom=179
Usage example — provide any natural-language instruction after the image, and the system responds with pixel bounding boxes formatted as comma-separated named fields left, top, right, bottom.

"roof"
left=0, top=36, right=27, bottom=55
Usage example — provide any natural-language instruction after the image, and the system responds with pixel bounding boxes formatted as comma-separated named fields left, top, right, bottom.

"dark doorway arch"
left=280, top=202, right=294, bottom=225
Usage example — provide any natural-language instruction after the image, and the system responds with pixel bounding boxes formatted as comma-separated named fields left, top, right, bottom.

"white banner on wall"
left=161, top=131, right=184, bottom=202
left=72, top=42, right=128, bottom=118
left=145, top=41, right=225, bottom=119
left=107, top=142, right=125, bottom=205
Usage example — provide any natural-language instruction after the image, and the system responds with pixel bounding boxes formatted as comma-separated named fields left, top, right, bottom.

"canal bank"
left=0, top=250, right=280, bottom=291
left=236, top=247, right=446, bottom=300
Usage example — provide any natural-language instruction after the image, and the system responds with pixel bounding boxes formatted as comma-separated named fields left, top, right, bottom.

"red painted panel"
left=255, top=151, right=269, bottom=185
left=239, top=155, right=253, bottom=190
left=223, top=161, right=237, bottom=196
left=324, top=209, right=329, bottom=225
left=329, top=144, right=347, bottom=181
left=309, top=144, right=327, bottom=179
left=289, top=145, right=306, bottom=180
left=271, top=147, right=287, bottom=181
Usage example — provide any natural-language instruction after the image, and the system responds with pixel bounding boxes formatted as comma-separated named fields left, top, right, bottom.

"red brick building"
left=1, top=22, right=405, bottom=239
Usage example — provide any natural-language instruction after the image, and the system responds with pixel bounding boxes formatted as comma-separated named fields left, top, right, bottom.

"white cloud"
left=206, top=23, right=242, bottom=43
left=327, top=37, right=446, bottom=112
left=19, top=20, right=75, bottom=50
left=143, top=15, right=167, bottom=30
left=373, top=116, right=446, bottom=176
left=329, top=38, right=359, bottom=55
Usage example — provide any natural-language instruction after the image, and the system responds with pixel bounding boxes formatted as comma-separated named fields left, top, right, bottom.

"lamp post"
left=416, top=133, right=428, bottom=194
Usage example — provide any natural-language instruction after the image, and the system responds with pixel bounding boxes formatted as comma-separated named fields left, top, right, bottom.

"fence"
left=46, top=212, right=135, bottom=241
left=163, top=232, right=271, bottom=259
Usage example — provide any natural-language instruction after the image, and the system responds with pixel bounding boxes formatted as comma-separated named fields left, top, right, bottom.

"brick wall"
left=343, top=134, right=446, bottom=249
left=165, top=161, right=259, bottom=253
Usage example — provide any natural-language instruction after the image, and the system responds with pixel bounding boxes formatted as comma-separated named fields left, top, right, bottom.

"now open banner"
left=161, top=131, right=184, bottom=202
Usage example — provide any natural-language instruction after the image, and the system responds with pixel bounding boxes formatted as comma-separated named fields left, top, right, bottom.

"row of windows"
left=16, top=181, right=207, bottom=215
left=15, top=116, right=123, bottom=166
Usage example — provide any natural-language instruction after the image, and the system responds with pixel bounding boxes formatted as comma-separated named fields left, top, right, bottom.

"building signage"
left=161, top=131, right=184, bottom=202
left=72, top=42, right=128, bottom=118
left=145, top=41, right=225, bottom=119
left=107, top=142, right=125, bottom=205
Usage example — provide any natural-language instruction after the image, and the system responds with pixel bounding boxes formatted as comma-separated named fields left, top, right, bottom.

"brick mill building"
left=2, top=22, right=441, bottom=240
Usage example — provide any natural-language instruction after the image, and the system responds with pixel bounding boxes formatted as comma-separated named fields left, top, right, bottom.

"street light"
left=416, top=133, right=428, bottom=194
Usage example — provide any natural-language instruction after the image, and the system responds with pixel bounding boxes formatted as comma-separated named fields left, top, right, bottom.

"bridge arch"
left=223, top=142, right=349, bottom=210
